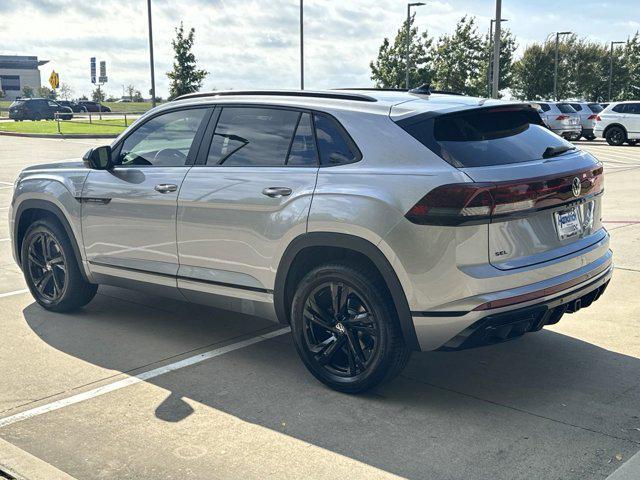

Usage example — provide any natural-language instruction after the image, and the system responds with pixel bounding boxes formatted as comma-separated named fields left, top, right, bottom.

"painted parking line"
left=0, top=238, right=9, bottom=242
left=0, top=289, right=29, bottom=299
left=0, top=327, right=291, bottom=429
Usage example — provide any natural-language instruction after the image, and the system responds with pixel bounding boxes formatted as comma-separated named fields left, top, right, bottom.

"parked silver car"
left=535, top=102, right=582, bottom=140
left=568, top=102, right=603, bottom=140
left=9, top=90, right=612, bottom=393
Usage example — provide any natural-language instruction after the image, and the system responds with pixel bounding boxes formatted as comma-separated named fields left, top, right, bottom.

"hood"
left=22, top=159, right=86, bottom=172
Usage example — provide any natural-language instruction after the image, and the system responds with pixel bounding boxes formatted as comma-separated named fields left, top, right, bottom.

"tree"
left=126, top=84, right=137, bottom=100
left=369, top=13, right=434, bottom=89
left=91, top=87, right=105, bottom=102
left=167, top=22, right=208, bottom=99
left=620, top=32, right=640, bottom=100
left=21, top=86, right=34, bottom=98
left=431, top=16, right=485, bottom=96
left=37, top=86, right=56, bottom=99
left=58, top=83, right=73, bottom=100
left=476, top=28, right=517, bottom=97
left=512, top=43, right=555, bottom=100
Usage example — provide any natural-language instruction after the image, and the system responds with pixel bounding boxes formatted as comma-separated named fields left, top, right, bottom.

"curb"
left=0, top=131, right=118, bottom=139
left=0, top=438, right=77, bottom=480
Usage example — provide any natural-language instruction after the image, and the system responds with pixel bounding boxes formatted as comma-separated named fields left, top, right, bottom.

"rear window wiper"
left=543, top=145, right=576, bottom=158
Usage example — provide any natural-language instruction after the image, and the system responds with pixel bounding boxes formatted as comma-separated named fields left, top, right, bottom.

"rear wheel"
left=606, top=126, right=626, bottom=146
left=290, top=263, right=410, bottom=393
left=585, top=134, right=596, bottom=141
left=21, top=219, right=97, bottom=312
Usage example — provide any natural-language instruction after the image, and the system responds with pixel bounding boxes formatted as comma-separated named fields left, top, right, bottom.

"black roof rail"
left=174, top=89, right=377, bottom=103
left=336, top=85, right=467, bottom=96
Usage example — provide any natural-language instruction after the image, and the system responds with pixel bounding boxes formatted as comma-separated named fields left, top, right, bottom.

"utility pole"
left=487, top=18, right=508, bottom=97
left=300, top=0, right=304, bottom=90
left=609, top=40, right=625, bottom=102
left=406, top=2, right=426, bottom=90
left=147, top=0, right=156, bottom=107
left=553, top=31, right=572, bottom=101
left=491, top=0, right=501, bottom=98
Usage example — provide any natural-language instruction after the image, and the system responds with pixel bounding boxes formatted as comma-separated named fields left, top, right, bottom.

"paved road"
left=0, top=136, right=639, bottom=480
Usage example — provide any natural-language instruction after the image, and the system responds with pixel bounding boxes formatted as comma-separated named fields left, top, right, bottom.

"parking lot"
left=0, top=136, right=639, bottom=479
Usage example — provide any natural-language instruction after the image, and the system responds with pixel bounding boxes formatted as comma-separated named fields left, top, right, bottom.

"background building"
left=0, top=55, right=49, bottom=100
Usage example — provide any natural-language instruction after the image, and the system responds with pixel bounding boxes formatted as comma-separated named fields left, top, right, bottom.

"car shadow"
left=21, top=286, right=640, bottom=479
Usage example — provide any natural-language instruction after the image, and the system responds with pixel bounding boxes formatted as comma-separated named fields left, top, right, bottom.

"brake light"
left=595, top=115, right=602, bottom=121
left=556, top=115, right=569, bottom=120
left=406, top=166, right=604, bottom=226
left=588, top=114, right=598, bottom=120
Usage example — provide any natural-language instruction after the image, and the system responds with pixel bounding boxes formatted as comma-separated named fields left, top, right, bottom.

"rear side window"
left=556, top=103, right=577, bottom=114
left=398, top=106, right=572, bottom=168
left=569, top=103, right=583, bottom=111
left=538, top=103, right=551, bottom=112
left=587, top=103, right=603, bottom=113
left=612, top=104, right=626, bottom=113
left=313, top=113, right=361, bottom=166
left=287, top=113, right=318, bottom=166
left=207, top=107, right=301, bottom=167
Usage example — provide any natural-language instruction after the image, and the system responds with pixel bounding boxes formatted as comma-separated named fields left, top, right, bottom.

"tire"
left=627, top=140, right=638, bottom=146
left=585, top=134, right=596, bottom=141
left=290, top=262, right=411, bottom=393
left=606, top=126, right=626, bottom=146
left=21, top=219, right=98, bottom=312
left=32, top=114, right=41, bottom=121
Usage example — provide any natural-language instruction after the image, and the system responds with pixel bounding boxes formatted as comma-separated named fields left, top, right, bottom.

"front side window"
left=117, top=108, right=206, bottom=167
left=313, top=113, right=360, bottom=166
left=207, top=107, right=301, bottom=167
left=627, top=103, right=640, bottom=114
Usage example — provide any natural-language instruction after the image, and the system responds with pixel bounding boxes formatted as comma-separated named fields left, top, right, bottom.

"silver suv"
left=9, top=90, right=612, bottom=393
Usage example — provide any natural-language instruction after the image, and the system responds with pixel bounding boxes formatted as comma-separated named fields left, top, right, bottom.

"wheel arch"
left=14, top=199, right=89, bottom=282
left=603, top=123, right=628, bottom=137
left=274, top=232, right=420, bottom=351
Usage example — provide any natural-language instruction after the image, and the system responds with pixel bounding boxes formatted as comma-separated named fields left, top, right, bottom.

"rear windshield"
left=587, top=103, right=603, bottom=113
left=398, top=106, right=573, bottom=168
left=557, top=103, right=577, bottom=113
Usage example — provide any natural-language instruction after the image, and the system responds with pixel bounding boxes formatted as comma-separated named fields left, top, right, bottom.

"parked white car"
left=568, top=102, right=603, bottom=141
left=534, top=102, right=582, bottom=141
left=594, top=101, right=640, bottom=146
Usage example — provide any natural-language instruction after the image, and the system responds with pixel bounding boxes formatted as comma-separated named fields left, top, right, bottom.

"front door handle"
left=154, top=184, right=178, bottom=194
left=262, top=187, right=292, bottom=198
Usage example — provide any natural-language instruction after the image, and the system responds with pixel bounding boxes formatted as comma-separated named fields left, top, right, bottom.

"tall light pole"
left=406, top=2, right=426, bottom=90
left=491, top=0, right=502, bottom=98
left=300, top=0, right=304, bottom=90
left=553, top=31, right=572, bottom=101
left=487, top=18, right=508, bottom=97
left=609, top=40, right=625, bottom=102
left=147, top=0, right=156, bottom=107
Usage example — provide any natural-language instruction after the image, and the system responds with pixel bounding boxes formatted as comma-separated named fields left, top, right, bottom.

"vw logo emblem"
left=572, top=177, right=581, bottom=197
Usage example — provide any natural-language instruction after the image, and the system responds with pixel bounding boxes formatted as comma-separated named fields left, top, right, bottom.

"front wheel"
left=606, top=126, right=626, bottom=146
left=21, top=219, right=98, bottom=312
left=290, top=263, right=411, bottom=393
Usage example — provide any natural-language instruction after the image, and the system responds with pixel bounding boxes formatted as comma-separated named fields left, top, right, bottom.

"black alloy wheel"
left=26, top=231, right=67, bottom=303
left=302, top=281, right=379, bottom=378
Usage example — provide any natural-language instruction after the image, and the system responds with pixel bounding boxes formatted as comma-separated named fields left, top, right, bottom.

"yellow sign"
left=49, top=71, right=59, bottom=89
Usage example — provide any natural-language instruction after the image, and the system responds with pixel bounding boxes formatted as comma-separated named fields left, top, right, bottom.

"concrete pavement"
left=0, top=136, right=639, bottom=479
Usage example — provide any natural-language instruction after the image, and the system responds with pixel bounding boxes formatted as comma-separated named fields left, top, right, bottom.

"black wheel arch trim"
left=274, top=232, right=420, bottom=351
left=14, top=199, right=90, bottom=282
left=603, top=123, right=628, bottom=136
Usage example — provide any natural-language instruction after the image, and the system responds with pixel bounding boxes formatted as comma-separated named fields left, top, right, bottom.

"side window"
left=612, top=104, right=626, bottom=113
left=628, top=103, right=640, bottom=114
left=539, top=103, right=551, bottom=112
left=48, top=101, right=58, bottom=108
left=207, top=107, right=300, bottom=167
left=313, top=113, right=361, bottom=166
left=570, top=103, right=582, bottom=112
left=287, top=113, right=318, bottom=166
left=117, top=108, right=207, bottom=167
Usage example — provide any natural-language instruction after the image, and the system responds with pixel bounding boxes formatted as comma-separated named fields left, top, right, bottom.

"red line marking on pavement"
left=602, top=220, right=640, bottom=224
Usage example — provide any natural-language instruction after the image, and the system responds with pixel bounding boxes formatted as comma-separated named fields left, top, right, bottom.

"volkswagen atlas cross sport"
left=9, top=88, right=612, bottom=393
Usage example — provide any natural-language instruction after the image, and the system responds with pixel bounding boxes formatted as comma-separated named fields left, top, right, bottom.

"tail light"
left=556, top=115, right=569, bottom=121
left=406, top=166, right=604, bottom=226
left=595, top=115, right=602, bottom=121
left=588, top=114, right=598, bottom=120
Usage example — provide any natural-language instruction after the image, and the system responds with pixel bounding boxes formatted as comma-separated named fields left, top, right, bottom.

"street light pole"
left=406, top=2, right=426, bottom=90
left=146, top=0, right=156, bottom=107
left=491, top=0, right=501, bottom=98
left=553, top=31, right=572, bottom=101
left=487, top=18, right=508, bottom=97
left=609, top=40, right=625, bottom=102
left=300, top=0, right=304, bottom=90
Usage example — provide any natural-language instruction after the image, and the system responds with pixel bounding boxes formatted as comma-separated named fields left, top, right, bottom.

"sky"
left=2, top=0, right=639, bottom=99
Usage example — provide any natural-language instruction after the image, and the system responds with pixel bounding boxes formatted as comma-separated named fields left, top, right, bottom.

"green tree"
left=369, top=13, right=434, bottom=89
left=21, top=85, right=34, bottom=98
left=512, top=43, right=554, bottom=100
left=620, top=32, right=640, bottom=100
left=91, top=87, right=105, bottom=102
left=167, top=22, right=208, bottom=99
left=37, top=86, right=56, bottom=99
left=477, top=28, right=517, bottom=97
left=431, top=16, right=484, bottom=96
left=58, top=83, right=73, bottom=100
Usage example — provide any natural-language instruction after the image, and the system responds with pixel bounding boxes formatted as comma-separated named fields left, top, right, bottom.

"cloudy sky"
left=2, top=0, right=639, bottom=99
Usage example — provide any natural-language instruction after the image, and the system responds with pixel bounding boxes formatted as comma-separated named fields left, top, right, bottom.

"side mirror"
left=83, top=146, right=113, bottom=170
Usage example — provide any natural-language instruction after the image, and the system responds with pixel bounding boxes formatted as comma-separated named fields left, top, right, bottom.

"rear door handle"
left=262, top=187, right=292, bottom=198
left=154, top=183, right=178, bottom=193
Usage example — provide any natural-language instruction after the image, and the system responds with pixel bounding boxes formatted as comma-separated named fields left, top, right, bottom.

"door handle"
left=262, top=187, right=292, bottom=198
left=154, top=183, right=178, bottom=193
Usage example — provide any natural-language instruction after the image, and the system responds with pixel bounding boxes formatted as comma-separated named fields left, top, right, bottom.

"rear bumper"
left=411, top=248, right=613, bottom=351
left=551, top=126, right=581, bottom=136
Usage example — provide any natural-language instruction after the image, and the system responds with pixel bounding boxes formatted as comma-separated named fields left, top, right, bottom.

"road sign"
left=90, top=57, right=96, bottom=84
left=99, top=61, right=108, bottom=83
left=48, top=71, right=59, bottom=89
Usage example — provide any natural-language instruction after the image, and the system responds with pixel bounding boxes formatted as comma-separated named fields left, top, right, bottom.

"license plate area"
left=554, top=207, right=582, bottom=240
